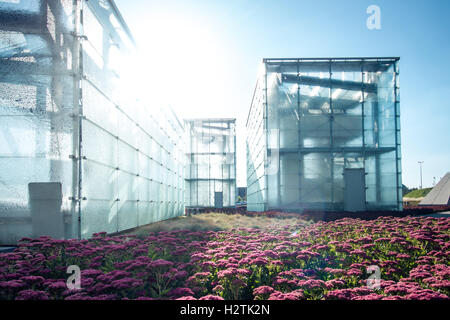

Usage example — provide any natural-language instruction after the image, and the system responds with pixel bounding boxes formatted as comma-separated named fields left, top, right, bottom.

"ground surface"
left=123, top=212, right=310, bottom=236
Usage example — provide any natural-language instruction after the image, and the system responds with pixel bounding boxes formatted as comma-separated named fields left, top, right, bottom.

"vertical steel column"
left=73, top=0, right=83, bottom=240
left=189, top=122, right=194, bottom=206
left=276, top=71, right=281, bottom=208
left=220, top=124, right=223, bottom=207
left=361, top=61, right=366, bottom=149
left=200, top=124, right=203, bottom=207
left=374, top=73, right=381, bottom=203
left=224, top=125, right=226, bottom=206
left=329, top=60, right=335, bottom=209
left=394, top=61, right=401, bottom=210
left=297, top=60, right=302, bottom=208
left=233, top=121, right=237, bottom=206
left=361, top=60, right=367, bottom=208
left=263, top=63, right=269, bottom=211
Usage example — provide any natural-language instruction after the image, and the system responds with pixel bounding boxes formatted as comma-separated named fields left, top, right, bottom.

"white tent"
left=420, top=172, right=450, bottom=206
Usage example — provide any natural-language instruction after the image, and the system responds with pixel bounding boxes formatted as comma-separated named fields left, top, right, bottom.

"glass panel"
left=82, top=119, right=117, bottom=167
left=117, top=171, right=138, bottom=231
left=81, top=160, right=118, bottom=237
left=81, top=199, right=118, bottom=238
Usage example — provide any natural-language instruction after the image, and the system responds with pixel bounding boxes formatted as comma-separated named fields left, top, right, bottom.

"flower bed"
left=244, top=211, right=303, bottom=219
left=0, top=216, right=449, bottom=300
left=246, top=207, right=450, bottom=222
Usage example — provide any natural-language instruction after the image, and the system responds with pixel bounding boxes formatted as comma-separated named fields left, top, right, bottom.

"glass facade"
left=185, top=119, right=236, bottom=208
left=247, top=58, right=402, bottom=212
left=0, top=1, right=185, bottom=244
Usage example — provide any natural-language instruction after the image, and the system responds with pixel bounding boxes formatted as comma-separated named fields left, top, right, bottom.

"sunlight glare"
left=120, top=14, right=230, bottom=119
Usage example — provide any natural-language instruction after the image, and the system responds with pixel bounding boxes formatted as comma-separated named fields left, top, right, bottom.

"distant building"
left=184, top=119, right=236, bottom=208
left=247, top=58, right=402, bottom=212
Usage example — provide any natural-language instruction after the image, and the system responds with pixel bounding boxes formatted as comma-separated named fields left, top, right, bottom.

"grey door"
left=344, top=168, right=366, bottom=212
left=28, top=182, right=64, bottom=239
left=214, top=192, right=223, bottom=208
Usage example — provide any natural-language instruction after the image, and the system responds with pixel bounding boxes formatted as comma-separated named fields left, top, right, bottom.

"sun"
left=117, top=13, right=230, bottom=119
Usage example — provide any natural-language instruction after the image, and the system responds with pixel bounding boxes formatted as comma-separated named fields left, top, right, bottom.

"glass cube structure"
left=247, top=58, right=402, bottom=212
left=0, top=1, right=185, bottom=244
left=185, top=119, right=236, bottom=208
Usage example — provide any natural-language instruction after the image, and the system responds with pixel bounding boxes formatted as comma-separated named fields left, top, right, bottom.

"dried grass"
left=125, top=212, right=310, bottom=236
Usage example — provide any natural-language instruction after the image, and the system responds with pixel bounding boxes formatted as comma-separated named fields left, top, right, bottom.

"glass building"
left=185, top=119, right=236, bottom=208
left=0, top=0, right=185, bottom=244
left=247, top=58, right=402, bottom=212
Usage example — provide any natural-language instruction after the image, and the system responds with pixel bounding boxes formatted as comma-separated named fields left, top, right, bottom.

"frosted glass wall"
left=185, top=119, right=236, bottom=208
left=79, top=1, right=185, bottom=238
left=246, top=72, right=267, bottom=211
left=0, top=0, right=77, bottom=245
left=0, top=1, right=185, bottom=244
left=247, top=58, right=402, bottom=212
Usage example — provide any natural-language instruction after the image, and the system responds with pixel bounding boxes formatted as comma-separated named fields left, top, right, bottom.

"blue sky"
left=116, top=0, right=450, bottom=188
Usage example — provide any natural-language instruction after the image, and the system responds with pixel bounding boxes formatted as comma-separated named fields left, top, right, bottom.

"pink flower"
left=268, top=290, right=303, bottom=300
left=16, top=290, right=49, bottom=300
left=217, top=268, right=238, bottom=279
left=213, top=285, right=224, bottom=292
left=64, top=293, right=90, bottom=300
left=199, top=295, right=224, bottom=300
left=149, top=259, right=173, bottom=268
left=81, top=269, right=103, bottom=279
left=249, top=257, right=268, bottom=266
left=297, top=279, right=325, bottom=289
left=47, top=281, right=67, bottom=291
left=352, top=293, right=383, bottom=300
left=346, top=268, right=363, bottom=276
left=20, top=275, right=44, bottom=284
left=168, top=287, right=195, bottom=298
left=271, top=260, right=284, bottom=266
left=176, top=296, right=197, bottom=300
left=253, top=286, right=275, bottom=296
left=110, top=278, right=144, bottom=290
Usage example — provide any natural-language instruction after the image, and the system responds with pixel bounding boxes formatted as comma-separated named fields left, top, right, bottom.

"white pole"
left=418, top=161, right=424, bottom=189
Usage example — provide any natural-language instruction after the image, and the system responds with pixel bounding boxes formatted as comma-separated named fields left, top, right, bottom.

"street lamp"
left=418, top=161, right=424, bottom=189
